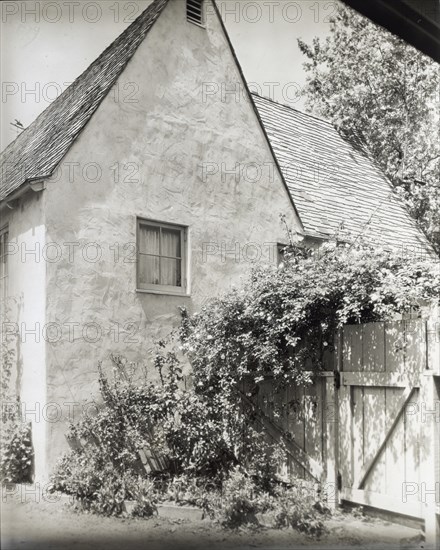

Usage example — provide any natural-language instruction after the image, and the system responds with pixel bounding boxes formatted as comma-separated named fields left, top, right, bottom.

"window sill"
left=136, top=288, right=191, bottom=298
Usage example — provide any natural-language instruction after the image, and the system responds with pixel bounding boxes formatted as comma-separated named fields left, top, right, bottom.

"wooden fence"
left=247, top=304, right=440, bottom=547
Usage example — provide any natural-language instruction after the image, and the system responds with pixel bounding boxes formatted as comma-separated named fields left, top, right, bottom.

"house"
left=0, top=0, right=433, bottom=480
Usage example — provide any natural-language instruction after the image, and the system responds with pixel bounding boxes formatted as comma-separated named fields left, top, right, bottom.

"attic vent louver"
left=187, top=0, right=204, bottom=25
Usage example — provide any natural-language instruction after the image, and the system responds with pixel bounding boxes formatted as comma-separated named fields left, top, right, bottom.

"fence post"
left=420, top=303, right=439, bottom=549
left=420, top=371, right=440, bottom=549
left=426, top=302, right=440, bottom=377
left=323, top=329, right=341, bottom=509
left=323, top=373, right=338, bottom=508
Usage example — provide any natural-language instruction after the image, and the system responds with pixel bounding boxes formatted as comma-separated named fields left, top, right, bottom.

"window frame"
left=136, top=218, right=189, bottom=296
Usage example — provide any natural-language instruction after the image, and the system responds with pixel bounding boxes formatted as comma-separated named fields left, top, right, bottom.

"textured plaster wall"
left=43, top=0, right=303, bottom=470
left=1, top=193, right=47, bottom=479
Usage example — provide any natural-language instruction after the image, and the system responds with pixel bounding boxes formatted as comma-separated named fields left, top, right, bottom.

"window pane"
left=139, top=224, right=160, bottom=255
left=161, top=258, right=181, bottom=286
left=161, top=228, right=181, bottom=258
left=138, top=255, right=160, bottom=285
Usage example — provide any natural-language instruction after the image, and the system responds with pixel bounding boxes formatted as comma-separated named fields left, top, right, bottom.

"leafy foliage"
left=0, top=422, right=33, bottom=483
left=180, top=241, right=439, bottom=394
left=49, top=450, right=157, bottom=517
left=50, top=354, right=285, bottom=516
left=51, top=242, right=437, bottom=528
left=271, top=483, right=328, bottom=537
left=95, top=354, right=278, bottom=477
left=210, top=467, right=265, bottom=527
left=202, top=467, right=328, bottom=536
left=298, top=4, right=440, bottom=252
left=159, top=473, right=219, bottom=512
left=0, top=298, right=33, bottom=483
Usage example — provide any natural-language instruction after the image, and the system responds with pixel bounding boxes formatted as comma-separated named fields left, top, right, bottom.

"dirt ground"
left=1, top=492, right=428, bottom=550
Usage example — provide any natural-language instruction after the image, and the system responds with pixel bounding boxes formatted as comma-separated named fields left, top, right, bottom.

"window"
left=187, top=0, right=204, bottom=25
left=0, top=226, right=8, bottom=301
left=137, top=219, right=188, bottom=295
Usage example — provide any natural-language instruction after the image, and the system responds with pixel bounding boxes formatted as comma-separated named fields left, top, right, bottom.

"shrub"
left=0, top=421, right=33, bottom=483
left=49, top=354, right=280, bottom=514
left=216, top=467, right=262, bottom=527
left=201, top=467, right=327, bottom=535
left=49, top=451, right=157, bottom=517
left=272, top=482, right=328, bottom=537
left=52, top=353, right=284, bottom=487
left=50, top=451, right=108, bottom=502
left=129, top=478, right=158, bottom=517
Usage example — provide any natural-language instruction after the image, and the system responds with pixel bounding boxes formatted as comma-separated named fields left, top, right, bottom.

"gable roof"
left=252, top=93, right=431, bottom=252
left=0, top=0, right=434, bottom=257
left=0, top=0, right=168, bottom=202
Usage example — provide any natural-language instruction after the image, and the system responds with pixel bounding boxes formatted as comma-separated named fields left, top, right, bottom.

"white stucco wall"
left=41, top=0, right=303, bottom=469
left=1, top=192, right=47, bottom=480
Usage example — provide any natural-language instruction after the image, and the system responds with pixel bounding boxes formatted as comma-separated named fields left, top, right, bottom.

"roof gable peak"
left=0, top=0, right=169, bottom=201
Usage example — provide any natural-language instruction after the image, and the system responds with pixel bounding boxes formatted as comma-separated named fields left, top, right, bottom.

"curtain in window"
left=138, top=224, right=182, bottom=287
left=161, top=228, right=181, bottom=286
left=139, top=225, right=160, bottom=254
left=162, top=228, right=181, bottom=257
left=139, top=225, right=160, bottom=285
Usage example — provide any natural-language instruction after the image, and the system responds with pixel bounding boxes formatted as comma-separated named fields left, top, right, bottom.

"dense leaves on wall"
left=180, top=241, right=439, bottom=395
left=0, top=299, right=34, bottom=483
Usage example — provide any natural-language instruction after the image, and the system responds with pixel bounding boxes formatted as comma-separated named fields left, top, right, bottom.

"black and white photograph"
left=1, top=1, right=439, bottom=548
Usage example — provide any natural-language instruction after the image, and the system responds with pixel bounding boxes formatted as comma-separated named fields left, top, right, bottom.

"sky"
left=0, top=0, right=336, bottom=150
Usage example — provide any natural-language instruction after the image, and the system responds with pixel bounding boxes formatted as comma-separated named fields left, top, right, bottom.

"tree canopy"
left=298, top=4, right=440, bottom=254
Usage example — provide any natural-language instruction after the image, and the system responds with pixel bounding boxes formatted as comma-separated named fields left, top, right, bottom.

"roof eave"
left=0, top=178, right=47, bottom=210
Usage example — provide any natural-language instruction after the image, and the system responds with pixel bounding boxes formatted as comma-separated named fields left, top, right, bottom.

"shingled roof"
left=252, top=93, right=431, bottom=252
left=0, top=0, right=168, bottom=202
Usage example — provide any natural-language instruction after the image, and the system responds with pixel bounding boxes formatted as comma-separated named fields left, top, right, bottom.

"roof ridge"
left=251, top=92, right=334, bottom=127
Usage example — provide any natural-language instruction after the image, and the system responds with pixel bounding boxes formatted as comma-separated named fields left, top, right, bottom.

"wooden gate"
left=249, top=306, right=439, bottom=545
left=337, top=314, right=440, bottom=544
left=339, top=320, right=424, bottom=517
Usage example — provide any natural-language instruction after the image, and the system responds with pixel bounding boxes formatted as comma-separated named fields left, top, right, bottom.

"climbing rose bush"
left=179, top=241, right=439, bottom=394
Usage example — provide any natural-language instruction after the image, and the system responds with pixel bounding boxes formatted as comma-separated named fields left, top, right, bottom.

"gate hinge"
left=333, top=370, right=341, bottom=389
